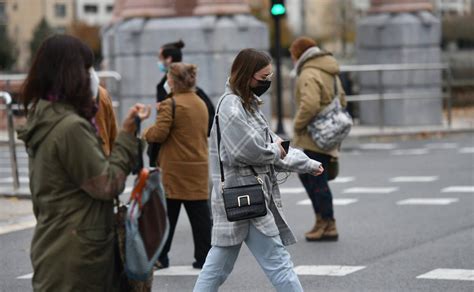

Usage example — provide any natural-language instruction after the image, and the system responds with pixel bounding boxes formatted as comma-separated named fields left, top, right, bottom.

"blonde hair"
left=168, top=63, right=197, bottom=93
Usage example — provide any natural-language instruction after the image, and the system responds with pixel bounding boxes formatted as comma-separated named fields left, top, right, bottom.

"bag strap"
left=215, top=95, right=260, bottom=188
left=132, top=116, right=143, bottom=174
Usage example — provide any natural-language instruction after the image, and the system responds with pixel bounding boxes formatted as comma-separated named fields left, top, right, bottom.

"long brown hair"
left=229, top=49, right=272, bottom=111
left=21, top=34, right=96, bottom=120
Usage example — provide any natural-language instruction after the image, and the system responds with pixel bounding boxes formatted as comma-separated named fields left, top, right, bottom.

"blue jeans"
left=193, top=224, right=303, bottom=292
left=298, top=150, right=334, bottom=219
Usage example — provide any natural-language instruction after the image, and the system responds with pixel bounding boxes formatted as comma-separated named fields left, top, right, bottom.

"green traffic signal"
left=271, top=3, right=286, bottom=16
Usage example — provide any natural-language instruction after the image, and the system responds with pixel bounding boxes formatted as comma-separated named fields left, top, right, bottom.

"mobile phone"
left=281, top=140, right=290, bottom=153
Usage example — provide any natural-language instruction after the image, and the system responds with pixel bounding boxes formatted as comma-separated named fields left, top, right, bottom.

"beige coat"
left=144, top=92, right=209, bottom=201
left=293, top=50, right=347, bottom=157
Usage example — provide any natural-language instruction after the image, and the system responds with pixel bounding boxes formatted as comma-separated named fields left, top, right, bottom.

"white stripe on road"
left=280, top=187, right=306, bottom=194
left=0, top=216, right=36, bottom=235
left=391, top=149, right=429, bottom=155
left=332, top=177, right=355, bottom=183
left=359, top=143, right=397, bottom=150
left=17, top=273, right=33, bottom=279
left=459, top=147, right=474, bottom=154
left=390, top=176, right=438, bottom=183
left=343, top=187, right=398, bottom=194
left=153, top=266, right=201, bottom=276
left=441, top=186, right=474, bottom=193
left=397, top=198, right=459, bottom=205
left=297, top=198, right=358, bottom=206
left=0, top=177, right=29, bottom=184
left=294, top=265, right=366, bottom=276
left=417, top=269, right=474, bottom=281
left=425, top=143, right=458, bottom=149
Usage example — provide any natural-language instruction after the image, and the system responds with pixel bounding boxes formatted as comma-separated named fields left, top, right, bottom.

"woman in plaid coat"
left=193, top=49, right=324, bottom=292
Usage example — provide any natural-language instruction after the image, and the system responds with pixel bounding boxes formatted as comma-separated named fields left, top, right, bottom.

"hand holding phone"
left=281, top=140, right=290, bottom=154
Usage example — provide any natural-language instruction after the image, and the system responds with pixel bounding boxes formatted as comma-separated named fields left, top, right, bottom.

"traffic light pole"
left=273, top=15, right=286, bottom=137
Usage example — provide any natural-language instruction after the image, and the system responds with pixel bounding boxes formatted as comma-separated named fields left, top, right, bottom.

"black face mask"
left=251, top=80, right=271, bottom=96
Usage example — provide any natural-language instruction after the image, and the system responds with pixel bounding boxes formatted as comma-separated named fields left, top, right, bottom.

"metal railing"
left=339, top=63, right=453, bottom=129
left=0, top=71, right=122, bottom=192
left=0, top=91, right=20, bottom=191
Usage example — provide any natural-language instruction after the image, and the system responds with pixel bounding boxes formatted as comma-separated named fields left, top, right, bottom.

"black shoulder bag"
left=215, top=98, right=267, bottom=222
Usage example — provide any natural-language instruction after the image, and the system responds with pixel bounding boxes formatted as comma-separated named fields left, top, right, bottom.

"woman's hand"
left=122, top=103, right=151, bottom=134
left=312, top=164, right=324, bottom=176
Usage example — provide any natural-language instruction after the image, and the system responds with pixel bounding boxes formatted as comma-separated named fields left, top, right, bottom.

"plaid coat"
left=210, top=83, right=321, bottom=247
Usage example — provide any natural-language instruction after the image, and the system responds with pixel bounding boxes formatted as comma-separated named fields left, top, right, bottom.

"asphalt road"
left=1, top=133, right=473, bottom=292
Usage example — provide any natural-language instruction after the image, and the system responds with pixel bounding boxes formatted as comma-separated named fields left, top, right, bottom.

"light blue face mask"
left=157, top=61, right=167, bottom=73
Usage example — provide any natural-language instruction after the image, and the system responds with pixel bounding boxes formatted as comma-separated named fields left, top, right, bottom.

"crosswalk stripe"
left=0, top=216, right=36, bottom=235
left=459, top=147, right=474, bottom=154
left=332, top=177, right=355, bottom=183
left=294, top=265, right=366, bottom=276
left=441, top=186, right=474, bottom=193
left=17, top=273, right=33, bottom=280
left=297, top=198, right=358, bottom=206
left=153, top=266, right=201, bottom=276
left=417, top=269, right=474, bottom=281
left=425, top=143, right=458, bottom=149
left=390, top=176, right=438, bottom=183
left=0, top=177, right=29, bottom=184
left=359, top=143, right=397, bottom=150
left=280, top=187, right=306, bottom=194
left=343, top=187, right=398, bottom=194
left=391, top=149, right=429, bottom=155
left=397, top=198, right=458, bottom=205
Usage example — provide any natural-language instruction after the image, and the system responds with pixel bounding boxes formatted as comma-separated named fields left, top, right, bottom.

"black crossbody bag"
left=215, top=99, right=267, bottom=222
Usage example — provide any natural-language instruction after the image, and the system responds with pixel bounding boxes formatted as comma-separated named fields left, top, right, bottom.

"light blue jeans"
left=193, top=224, right=303, bottom=292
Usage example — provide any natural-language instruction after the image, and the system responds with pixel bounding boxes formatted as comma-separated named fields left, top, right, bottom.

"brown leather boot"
left=305, top=218, right=329, bottom=241
left=321, top=219, right=339, bottom=241
left=304, top=213, right=322, bottom=237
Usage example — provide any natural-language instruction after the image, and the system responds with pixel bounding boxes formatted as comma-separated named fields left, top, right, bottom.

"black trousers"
left=298, top=150, right=335, bottom=219
left=158, top=199, right=212, bottom=266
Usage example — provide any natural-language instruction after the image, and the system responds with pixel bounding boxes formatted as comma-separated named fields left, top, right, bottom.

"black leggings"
left=298, top=150, right=334, bottom=219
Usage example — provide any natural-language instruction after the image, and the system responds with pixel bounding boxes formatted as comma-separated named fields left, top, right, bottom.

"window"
left=55, top=4, right=66, bottom=18
left=84, top=4, right=98, bottom=14
left=106, top=5, right=113, bottom=13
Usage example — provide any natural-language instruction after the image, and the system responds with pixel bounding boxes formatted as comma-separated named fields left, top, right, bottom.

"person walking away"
left=144, top=63, right=211, bottom=269
left=18, top=34, right=151, bottom=292
left=289, top=36, right=348, bottom=241
left=193, top=48, right=324, bottom=292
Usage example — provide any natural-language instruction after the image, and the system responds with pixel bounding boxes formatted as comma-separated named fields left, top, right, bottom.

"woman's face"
left=250, top=64, right=273, bottom=88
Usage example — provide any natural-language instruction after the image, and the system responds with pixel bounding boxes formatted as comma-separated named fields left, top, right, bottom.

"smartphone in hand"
left=281, top=140, right=290, bottom=153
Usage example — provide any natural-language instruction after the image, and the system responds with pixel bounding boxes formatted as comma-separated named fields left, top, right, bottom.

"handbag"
left=215, top=97, right=267, bottom=222
left=307, top=77, right=353, bottom=151
left=327, top=156, right=339, bottom=181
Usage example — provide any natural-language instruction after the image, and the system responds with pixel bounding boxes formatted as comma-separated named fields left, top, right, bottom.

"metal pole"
left=377, top=70, right=384, bottom=130
left=274, top=15, right=286, bottom=136
left=446, top=66, right=453, bottom=128
left=1, top=92, right=20, bottom=190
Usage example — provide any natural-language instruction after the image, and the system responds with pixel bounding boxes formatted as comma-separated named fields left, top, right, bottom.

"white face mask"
left=89, top=68, right=100, bottom=100
left=164, top=80, right=171, bottom=95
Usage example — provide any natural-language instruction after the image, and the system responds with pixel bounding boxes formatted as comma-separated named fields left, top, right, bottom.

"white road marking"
left=0, top=177, right=29, bottom=184
left=359, top=143, right=397, bottom=150
left=397, top=198, right=459, bottom=205
left=391, top=149, right=429, bottom=155
left=0, top=215, right=36, bottom=235
left=417, top=269, right=474, bottom=281
left=280, top=187, right=306, bottom=194
left=459, top=147, right=474, bottom=154
left=297, top=198, right=358, bottom=206
left=343, top=187, right=398, bottom=194
left=153, top=266, right=201, bottom=276
left=294, top=265, right=366, bottom=276
left=441, top=186, right=474, bottom=193
left=390, top=176, right=438, bottom=183
left=425, top=143, right=458, bottom=149
left=17, top=273, right=33, bottom=279
left=332, top=177, right=355, bottom=183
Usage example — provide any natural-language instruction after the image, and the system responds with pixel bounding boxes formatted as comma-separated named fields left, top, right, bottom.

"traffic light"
left=270, top=0, right=286, bottom=17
